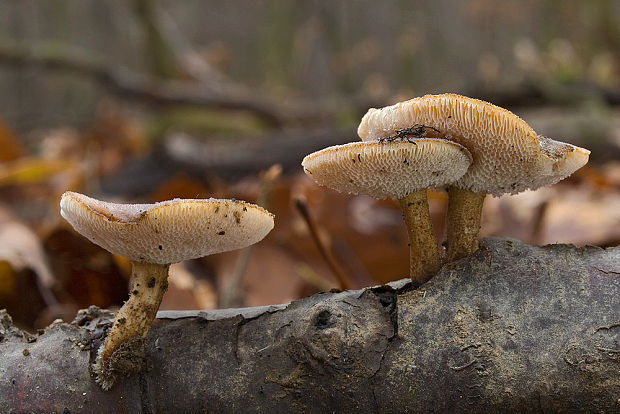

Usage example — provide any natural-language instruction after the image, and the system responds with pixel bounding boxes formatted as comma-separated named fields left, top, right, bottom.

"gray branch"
left=0, top=41, right=381, bottom=128
left=1, top=238, right=618, bottom=413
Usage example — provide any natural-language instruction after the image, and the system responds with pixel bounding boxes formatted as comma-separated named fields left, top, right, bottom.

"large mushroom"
left=302, top=139, right=472, bottom=284
left=60, top=191, right=274, bottom=390
left=358, top=93, right=590, bottom=262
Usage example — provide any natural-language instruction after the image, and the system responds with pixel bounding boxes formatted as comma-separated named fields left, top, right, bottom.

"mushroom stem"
left=446, top=187, right=486, bottom=262
left=94, top=261, right=169, bottom=389
left=398, top=190, right=441, bottom=284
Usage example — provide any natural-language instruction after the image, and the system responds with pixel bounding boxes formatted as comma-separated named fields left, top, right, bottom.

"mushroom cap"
left=357, top=93, right=590, bottom=196
left=60, top=192, right=275, bottom=264
left=301, top=139, right=472, bottom=200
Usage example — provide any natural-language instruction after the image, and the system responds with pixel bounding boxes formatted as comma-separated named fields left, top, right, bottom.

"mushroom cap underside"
left=357, top=93, right=590, bottom=196
left=60, top=192, right=275, bottom=264
left=302, top=139, right=472, bottom=200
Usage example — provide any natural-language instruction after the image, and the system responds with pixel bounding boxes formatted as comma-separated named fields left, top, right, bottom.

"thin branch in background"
left=295, top=263, right=334, bottom=292
left=531, top=199, right=550, bottom=245
left=219, top=164, right=282, bottom=309
left=149, top=2, right=236, bottom=90
left=0, top=40, right=389, bottom=128
left=130, top=0, right=179, bottom=79
left=0, top=41, right=285, bottom=126
left=293, top=196, right=352, bottom=291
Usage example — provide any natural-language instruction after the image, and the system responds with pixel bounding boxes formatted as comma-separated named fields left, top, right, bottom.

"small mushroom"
left=358, top=93, right=590, bottom=261
left=60, top=191, right=274, bottom=389
left=302, top=139, right=472, bottom=284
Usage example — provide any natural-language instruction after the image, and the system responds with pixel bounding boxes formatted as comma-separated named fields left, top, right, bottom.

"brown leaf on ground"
left=0, top=205, right=60, bottom=329
left=482, top=180, right=620, bottom=247
left=160, top=262, right=217, bottom=310
left=43, top=226, right=128, bottom=310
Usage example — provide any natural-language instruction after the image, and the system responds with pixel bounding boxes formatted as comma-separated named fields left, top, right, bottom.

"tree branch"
left=1, top=238, right=618, bottom=412
left=0, top=41, right=287, bottom=126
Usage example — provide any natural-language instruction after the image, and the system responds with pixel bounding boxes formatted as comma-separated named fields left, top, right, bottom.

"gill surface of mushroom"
left=59, top=191, right=274, bottom=390
left=358, top=93, right=590, bottom=261
left=302, top=139, right=472, bottom=284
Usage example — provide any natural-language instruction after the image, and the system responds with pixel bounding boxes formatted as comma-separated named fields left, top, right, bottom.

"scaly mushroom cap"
left=302, top=139, right=472, bottom=200
left=60, top=192, right=275, bottom=264
left=357, top=93, right=590, bottom=196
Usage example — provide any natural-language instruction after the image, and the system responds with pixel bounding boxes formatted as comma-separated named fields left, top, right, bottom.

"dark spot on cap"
left=218, top=231, right=225, bottom=235
left=358, top=154, right=362, bottom=162
left=215, top=206, right=219, bottom=213
left=22, top=349, right=30, bottom=356
left=158, top=245, right=163, bottom=250
left=148, top=278, right=156, bottom=288
left=243, top=206, right=247, bottom=212
left=117, top=317, right=127, bottom=324
left=132, top=290, right=139, bottom=295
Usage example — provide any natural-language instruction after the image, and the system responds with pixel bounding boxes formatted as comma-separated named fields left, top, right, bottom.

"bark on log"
left=1, top=238, right=619, bottom=413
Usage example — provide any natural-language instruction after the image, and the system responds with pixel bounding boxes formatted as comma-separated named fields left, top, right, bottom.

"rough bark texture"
left=0, top=238, right=618, bottom=413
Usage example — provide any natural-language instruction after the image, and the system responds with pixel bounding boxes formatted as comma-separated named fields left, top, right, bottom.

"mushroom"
left=358, top=93, right=590, bottom=261
left=302, top=139, right=472, bottom=284
left=59, top=191, right=274, bottom=389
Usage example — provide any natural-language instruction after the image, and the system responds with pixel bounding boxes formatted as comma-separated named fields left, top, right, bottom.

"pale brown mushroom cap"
left=60, top=192, right=275, bottom=264
left=302, top=139, right=472, bottom=200
left=357, top=93, right=590, bottom=196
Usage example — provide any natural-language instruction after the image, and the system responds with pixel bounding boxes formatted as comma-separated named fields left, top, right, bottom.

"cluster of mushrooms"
left=60, top=93, right=589, bottom=390
left=303, top=93, right=589, bottom=282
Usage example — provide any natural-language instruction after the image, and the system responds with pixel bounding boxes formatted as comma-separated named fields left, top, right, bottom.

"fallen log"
left=1, top=238, right=618, bottom=413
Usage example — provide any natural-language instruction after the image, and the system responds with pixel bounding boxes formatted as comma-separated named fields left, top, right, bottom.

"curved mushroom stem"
left=398, top=190, right=441, bottom=284
left=446, top=187, right=486, bottom=262
left=94, top=261, right=169, bottom=390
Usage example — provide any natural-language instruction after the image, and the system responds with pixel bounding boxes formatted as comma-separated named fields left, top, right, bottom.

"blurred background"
left=0, top=0, right=619, bottom=331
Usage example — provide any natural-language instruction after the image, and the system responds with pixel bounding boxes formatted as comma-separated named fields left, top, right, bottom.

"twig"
left=219, top=165, right=282, bottom=308
left=0, top=40, right=386, bottom=127
left=294, top=197, right=351, bottom=290
left=295, top=263, right=334, bottom=292
left=530, top=199, right=549, bottom=245
left=130, top=0, right=179, bottom=79
left=0, top=41, right=284, bottom=126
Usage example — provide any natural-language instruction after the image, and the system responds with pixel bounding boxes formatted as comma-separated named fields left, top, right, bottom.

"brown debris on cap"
left=302, top=139, right=472, bottom=200
left=60, top=192, right=275, bottom=264
left=357, top=93, right=590, bottom=196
